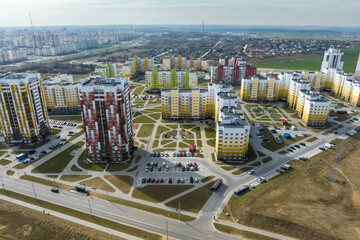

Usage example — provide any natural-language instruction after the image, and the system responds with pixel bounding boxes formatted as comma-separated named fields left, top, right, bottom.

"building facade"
left=79, top=77, right=134, bottom=163
left=215, top=107, right=250, bottom=161
left=145, top=69, right=198, bottom=91
left=321, top=46, right=344, bottom=72
left=43, top=75, right=80, bottom=112
left=211, top=56, right=257, bottom=86
left=301, top=92, right=331, bottom=127
left=0, top=72, right=50, bottom=144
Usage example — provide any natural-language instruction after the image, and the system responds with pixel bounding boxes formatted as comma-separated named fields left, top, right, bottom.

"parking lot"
left=136, top=151, right=214, bottom=186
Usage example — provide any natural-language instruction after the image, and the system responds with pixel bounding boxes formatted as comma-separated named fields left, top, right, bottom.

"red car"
left=319, top=147, right=326, bottom=151
left=180, top=152, right=183, bottom=157
left=155, top=178, right=159, bottom=183
left=160, top=178, right=164, bottom=183
left=146, top=162, right=150, bottom=166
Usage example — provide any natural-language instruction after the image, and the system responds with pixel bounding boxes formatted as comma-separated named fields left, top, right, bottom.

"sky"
left=0, top=0, right=359, bottom=27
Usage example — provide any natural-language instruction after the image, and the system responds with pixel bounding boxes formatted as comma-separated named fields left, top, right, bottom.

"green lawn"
left=160, top=140, right=173, bottom=145
left=70, top=164, right=83, bottom=172
left=165, top=181, right=215, bottom=213
left=104, top=175, right=133, bottom=194
left=221, top=166, right=236, bottom=171
left=207, top=139, right=215, bottom=147
left=59, top=175, right=92, bottom=182
left=132, top=86, right=145, bottom=95
left=307, top=137, right=319, bottom=143
left=155, top=125, right=170, bottom=138
left=192, top=127, right=201, bottom=138
left=20, top=175, right=72, bottom=190
left=31, top=141, right=84, bottom=173
left=152, top=140, right=159, bottom=148
left=137, top=124, right=154, bottom=137
left=106, top=159, right=133, bottom=172
left=179, top=142, right=189, bottom=148
left=147, top=113, right=161, bottom=120
left=80, top=177, right=116, bottom=192
left=180, top=125, right=196, bottom=129
left=132, top=115, right=156, bottom=123
left=132, top=185, right=194, bottom=203
left=201, top=176, right=215, bottom=183
left=133, top=112, right=142, bottom=117
left=163, top=142, right=177, bottom=148
left=77, top=149, right=107, bottom=172
left=197, top=140, right=203, bottom=147
left=0, top=159, right=11, bottom=166
left=183, top=140, right=195, bottom=145
left=49, top=115, right=83, bottom=123
left=205, top=128, right=216, bottom=138
left=0, top=151, right=7, bottom=158
left=0, top=142, right=10, bottom=149
left=50, top=128, right=61, bottom=134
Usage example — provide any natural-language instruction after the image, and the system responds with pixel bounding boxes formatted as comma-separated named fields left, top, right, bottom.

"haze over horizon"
left=0, top=0, right=359, bottom=27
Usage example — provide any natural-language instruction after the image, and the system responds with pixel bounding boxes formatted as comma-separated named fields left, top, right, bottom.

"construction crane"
left=29, top=11, right=34, bottom=31
left=329, top=139, right=345, bottom=182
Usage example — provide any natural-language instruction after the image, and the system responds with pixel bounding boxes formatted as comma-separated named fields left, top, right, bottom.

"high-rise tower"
left=355, top=52, right=360, bottom=80
left=0, top=72, right=50, bottom=144
left=79, top=76, right=133, bottom=163
left=321, top=46, right=344, bottom=72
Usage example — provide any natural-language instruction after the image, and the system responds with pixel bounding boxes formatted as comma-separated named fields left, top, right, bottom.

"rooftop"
left=82, top=76, right=129, bottom=87
left=161, top=87, right=208, bottom=93
left=218, top=107, right=249, bottom=128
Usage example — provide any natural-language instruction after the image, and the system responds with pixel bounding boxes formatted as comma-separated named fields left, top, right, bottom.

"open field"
left=137, top=124, right=154, bottom=137
left=249, top=46, right=360, bottom=73
left=165, top=181, right=215, bottom=213
left=132, top=185, right=194, bottom=203
left=59, top=175, right=92, bottom=182
left=221, top=133, right=360, bottom=240
left=77, top=149, right=107, bottom=171
left=0, top=198, right=126, bottom=240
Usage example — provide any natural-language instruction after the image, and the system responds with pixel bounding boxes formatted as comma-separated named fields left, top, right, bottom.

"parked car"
left=51, top=187, right=59, bottom=193
left=177, top=178, right=180, bottom=183
left=169, top=178, right=172, bottom=184
left=160, top=178, right=164, bottom=183
left=319, top=147, right=326, bottom=151
left=155, top=178, right=159, bottom=183
left=190, top=176, right=194, bottom=183
left=142, top=178, right=146, bottom=183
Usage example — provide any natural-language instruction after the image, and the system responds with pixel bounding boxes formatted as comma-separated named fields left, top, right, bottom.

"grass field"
left=0, top=159, right=11, bottom=165
left=220, top=133, right=360, bottom=240
left=59, top=175, right=92, bottom=182
left=81, top=177, right=116, bottom=192
left=0, top=199, right=126, bottom=240
left=248, top=46, right=360, bottom=73
left=137, top=124, right=154, bottom=137
left=104, top=175, right=133, bottom=194
left=165, top=181, right=215, bottom=213
left=50, top=128, right=61, bottom=134
left=132, top=185, right=194, bottom=203
left=70, top=164, right=82, bottom=172
left=31, top=141, right=84, bottom=173
left=155, top=125, right=170, bottom=138
left=132, top=115, right=156, bottom=123
left=49, top=115, right=83, bottom=123
left=214, top=223, right=277, bottom=240
left=205, top=128, right=216, bottom=138
left=20, top=175, right=72, bottom=190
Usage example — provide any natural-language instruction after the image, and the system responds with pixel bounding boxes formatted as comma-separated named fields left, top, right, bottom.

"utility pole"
left=166, top=216, right=169, bottom=240
left=32, top=184, right=37, bottom=199
left=329, top=139, right=345, bottom=182
left=88, top=199, right=92, bottom=215
left=178, top=201, right=181, bottom=220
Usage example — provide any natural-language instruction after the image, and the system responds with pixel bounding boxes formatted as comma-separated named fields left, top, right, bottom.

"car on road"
left=334, top=131, right=338, bottom=134
left=248, top=170, right=255, bottom=175
left=169, top=178, right=172, bottom=184
left=142, top=178, right=146, bottom=183
left=51, top=187, right=59, bottom=193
